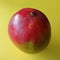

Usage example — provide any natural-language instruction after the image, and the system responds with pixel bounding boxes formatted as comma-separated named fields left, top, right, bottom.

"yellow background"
left=0, top=0, right=60, bottom=60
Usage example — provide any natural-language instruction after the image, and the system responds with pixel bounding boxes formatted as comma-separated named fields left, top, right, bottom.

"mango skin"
left=8, top=8, right=51, bottom=53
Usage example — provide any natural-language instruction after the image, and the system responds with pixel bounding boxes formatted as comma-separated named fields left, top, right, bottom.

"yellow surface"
left=0, top=0, right=60, bottom=60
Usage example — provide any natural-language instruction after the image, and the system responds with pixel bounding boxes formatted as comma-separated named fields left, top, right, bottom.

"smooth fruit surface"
left=8, top=8, right=51, bottom=53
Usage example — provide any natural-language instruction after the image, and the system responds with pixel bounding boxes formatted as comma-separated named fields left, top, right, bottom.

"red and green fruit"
left=8, top=8, right=51, bottom=53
